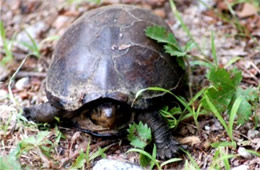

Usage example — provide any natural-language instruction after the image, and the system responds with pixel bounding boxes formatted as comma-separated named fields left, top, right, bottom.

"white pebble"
left=238, top=147, right=252, bottom=159
left=93, top=159, right=143, bottom=170
left=232, top=165, right=249, bottom=170
left=15, top=77, right=30, bottom=90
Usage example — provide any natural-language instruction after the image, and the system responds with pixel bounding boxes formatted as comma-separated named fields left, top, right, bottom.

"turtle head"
left=90, top=102, right=128, bottom=129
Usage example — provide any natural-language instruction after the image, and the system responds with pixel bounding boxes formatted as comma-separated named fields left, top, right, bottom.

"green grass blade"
left=224, top=56, right=241, bottom=68
left=85, top=141, right=91, bottom=164
left=24, top=30, right=40, bottom=58
left=190, top=60, right=214, bottom=68
left=160, top=158, right=182, bottom=168
left=212, top=154, right=235, bottom=167
left=0, top=21, right=14, bottom=65
left=188, top=88, right=206, bottom=105
left=211, top=141, right=236, bottom=148
left=204, top=95, right=230, bottom=138
left=228, top=97, right=242, bottom=140
left=136, top=87, right=192, bottom=113
left=223, top=156, right=230, bottom=170
left=224, top=0, right=236, bottom=16
left=150, top=144, right=158, bottom=170
left=40, top=35, right=60, bottom=44
left=183, top=41, right=196, bottom=52
left=181, top=149, right=200, bottom=170
left=245, top=149, right=260, bottom=157
left=169, top=0, right=204, bottom=55
left=134, top=87, right=197, bottom=124
left=127, top=148, right=154, bottom=161
left=127, top=148, right=160, bottom=169
left=89, top=146, right=109, bottom=161
left=211, top=31, right=218, bottom=66
left=0, top=21, right=6, bottom=40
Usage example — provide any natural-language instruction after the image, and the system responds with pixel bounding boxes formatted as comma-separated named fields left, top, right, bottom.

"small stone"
left=232, top=165, right=249, bottom=170
left=204, top=125, right=210, bottom=131
left=237, top=147, right=252, bottom=159
left=0, top=89, right=8, bottom=101
left=0, top=65, right=10, bottom=81
left=247, top=130, right=260, bottom=139
left=153, top=9, right=166, bottom=18
left=53, top=15, right=70, bottom=30
left=93, top=159, right=143, bottom=170
left=211, top=119, right=223, bottom=131
left=15, top=77, right=30, bottom=90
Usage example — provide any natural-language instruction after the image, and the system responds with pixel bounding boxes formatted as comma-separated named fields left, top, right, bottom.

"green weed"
left=71, top=141, right=110, bottom=169
left=127, top=122, right=152, bottom=149
left=0, top=21, right=16, bottom=65
left=127, top=145, right=182, bottom=170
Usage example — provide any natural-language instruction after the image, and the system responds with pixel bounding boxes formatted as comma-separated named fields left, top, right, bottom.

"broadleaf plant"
left=127, top=122, right=152, bottom=149
left=145, top=25, right=195, bottom=69
left=202, top=66, right=258, bottom=124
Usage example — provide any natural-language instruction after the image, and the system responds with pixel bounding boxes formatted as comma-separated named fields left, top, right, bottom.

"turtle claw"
left=157, top=138, right=180, bottom=160
left=137, top=111, right=182, bottom=160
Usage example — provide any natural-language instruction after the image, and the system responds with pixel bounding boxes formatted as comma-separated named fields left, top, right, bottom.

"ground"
left=0, top=0, right=260, bottom=169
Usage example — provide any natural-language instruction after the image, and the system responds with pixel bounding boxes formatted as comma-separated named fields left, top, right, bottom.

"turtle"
left=24, top=4, right=186, bottom=160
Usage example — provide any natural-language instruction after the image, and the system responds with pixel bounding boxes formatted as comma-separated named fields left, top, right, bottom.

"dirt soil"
left=0, top=0, right=260, bottom=169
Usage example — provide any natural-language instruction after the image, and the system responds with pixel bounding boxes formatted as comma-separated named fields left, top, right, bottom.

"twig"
left=8, top=54, right=30, bottom=106
left=186, top=59, right=193, bottom=99
left=16, top=71, right=46, bottom=78
left=36, top=146, right=52, bottom=169
left=250, top=61, right=260, bottom=75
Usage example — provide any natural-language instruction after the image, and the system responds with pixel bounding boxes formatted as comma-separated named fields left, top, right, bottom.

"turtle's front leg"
left=137, top=111, right=180, bottom=160
left=23, top=102, right=62, bottom=123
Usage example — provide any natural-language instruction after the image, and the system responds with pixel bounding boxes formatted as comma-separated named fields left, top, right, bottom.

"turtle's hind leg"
left=137, top=111, right=180, bottom=160
left=23, top=102, right=62, bottom=123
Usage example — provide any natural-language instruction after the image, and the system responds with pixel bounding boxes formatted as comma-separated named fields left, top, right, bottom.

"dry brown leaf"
left=179, top=136, right=201, bottom=146
left=217, top=0, right=235, bottom=11
left=236, top=3, right=258, bottom=18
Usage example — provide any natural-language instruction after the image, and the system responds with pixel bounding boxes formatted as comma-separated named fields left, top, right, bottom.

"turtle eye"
left=94, top=107, right=101, bottom=116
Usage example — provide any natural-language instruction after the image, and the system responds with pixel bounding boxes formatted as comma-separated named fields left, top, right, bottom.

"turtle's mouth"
left=73, top=112, right=134, bottom=137
left=71, top=101, right=134, bottom=137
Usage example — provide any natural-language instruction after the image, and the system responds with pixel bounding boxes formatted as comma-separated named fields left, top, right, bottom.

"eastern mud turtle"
left=24, top=4, right=186, bottom=159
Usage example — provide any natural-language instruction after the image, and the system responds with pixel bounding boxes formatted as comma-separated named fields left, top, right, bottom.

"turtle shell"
left=46, top=4, right=184, bottom=111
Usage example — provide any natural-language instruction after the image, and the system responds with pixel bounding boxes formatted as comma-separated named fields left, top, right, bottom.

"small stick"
left=8, top=54, right=30, bottom=105
left=16, top=71, right=46, bottom=78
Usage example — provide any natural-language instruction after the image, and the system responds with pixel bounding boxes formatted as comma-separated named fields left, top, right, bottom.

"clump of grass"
left=127, top=144, right=182, bottom=170
left=0, top=21, right=15, bottom=65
